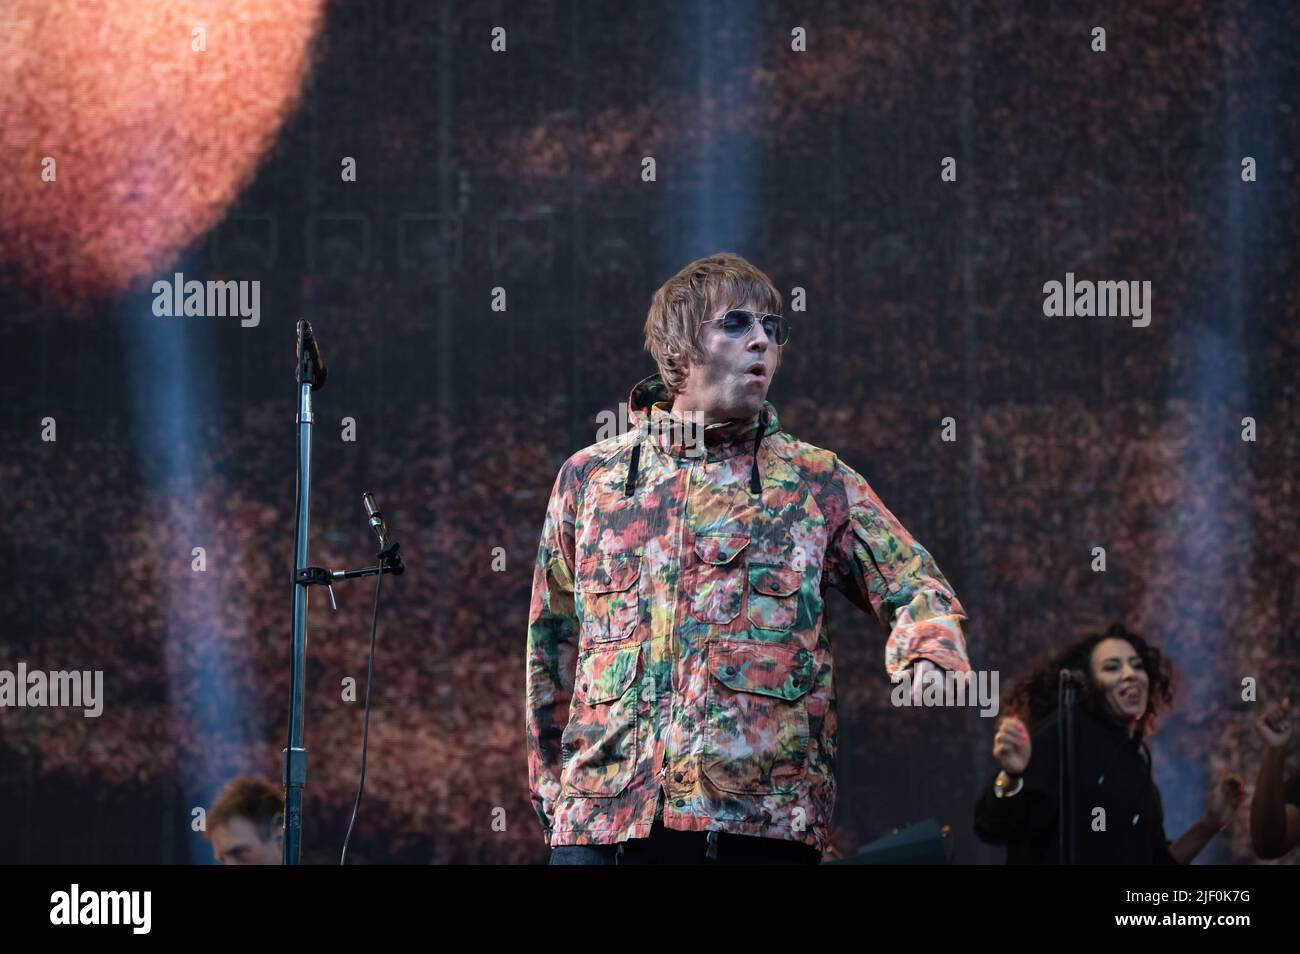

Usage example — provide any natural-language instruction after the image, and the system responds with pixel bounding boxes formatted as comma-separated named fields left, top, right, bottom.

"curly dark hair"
left=1004, top=623, right=1176, bottom=738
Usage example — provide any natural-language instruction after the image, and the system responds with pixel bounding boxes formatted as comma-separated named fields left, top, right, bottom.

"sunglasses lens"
left=720, top=311, right=753, bottom=336
left=718, top=311, right=788, bottom=344
left=762, top=316, right=789, bottom=345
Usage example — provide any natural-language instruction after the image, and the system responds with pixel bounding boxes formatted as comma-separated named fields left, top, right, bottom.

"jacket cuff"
left=886, top=618, right=970, bottom=675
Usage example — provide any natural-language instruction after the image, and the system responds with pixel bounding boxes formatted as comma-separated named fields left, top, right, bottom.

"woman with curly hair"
left=974, top=623, right=1241, bottom=864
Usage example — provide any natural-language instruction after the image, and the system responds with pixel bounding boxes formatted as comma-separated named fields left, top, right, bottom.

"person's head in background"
left=1005, top=622, right=1176, bottom=738
left=207, top=777, right=284, bottom=865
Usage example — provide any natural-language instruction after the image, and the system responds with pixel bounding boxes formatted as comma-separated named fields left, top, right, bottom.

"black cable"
left=1058, top=673, right=1067, bottom=866
left=340, top=551, right=385, bottom=865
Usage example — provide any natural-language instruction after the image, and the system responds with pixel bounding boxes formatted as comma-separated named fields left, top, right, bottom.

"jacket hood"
left=622, top=373, right=780, bottom=497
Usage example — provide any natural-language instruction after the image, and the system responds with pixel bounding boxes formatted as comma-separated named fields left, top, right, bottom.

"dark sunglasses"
left=703, top=309, right=791, bottom=345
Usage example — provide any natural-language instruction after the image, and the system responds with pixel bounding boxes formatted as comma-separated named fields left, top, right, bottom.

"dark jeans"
left=548, top=817, right=821, bottom=865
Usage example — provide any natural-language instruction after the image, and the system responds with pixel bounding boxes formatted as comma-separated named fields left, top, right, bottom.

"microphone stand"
left=284, top=320, right=321, bottom=866
left=284, top=321, right=403, bottom=864
left=1057, top=670, right=1078, bottom=866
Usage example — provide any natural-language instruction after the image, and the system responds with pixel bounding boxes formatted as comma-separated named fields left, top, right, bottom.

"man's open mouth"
left=745, top=364, right=766, bottom=378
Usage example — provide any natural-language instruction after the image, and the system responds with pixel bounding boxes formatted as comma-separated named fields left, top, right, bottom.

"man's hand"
left=992, top=717, right=1031, bottom=777
left=1256, top=698, right=1293, bottom=750
left=909, top=658, right=942, bottom=706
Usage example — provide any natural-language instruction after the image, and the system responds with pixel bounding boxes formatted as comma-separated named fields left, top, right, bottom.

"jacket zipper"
left=660, top=455, right=693, bottom=795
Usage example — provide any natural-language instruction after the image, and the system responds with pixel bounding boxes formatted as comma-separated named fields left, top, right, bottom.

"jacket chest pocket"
left=561, top=645, right=641, bottom=797
left=576, top=553, right=642, bottom=645
left=690, top=534, right=749, bottom=624
left=701, top=640, right=812, bottom=795
left=747, top=565, right=801, bottom=631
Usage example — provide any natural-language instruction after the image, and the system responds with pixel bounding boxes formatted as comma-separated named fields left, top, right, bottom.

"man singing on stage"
left=526, top=252, right=970, bottom=864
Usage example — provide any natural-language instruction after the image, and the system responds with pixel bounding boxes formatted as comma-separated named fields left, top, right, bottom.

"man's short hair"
left=207, top=777, right=284, bottom=840
left=644, top=252, right=782, bottom=394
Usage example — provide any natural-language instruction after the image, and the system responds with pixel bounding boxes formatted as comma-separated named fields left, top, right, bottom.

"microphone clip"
left=377, top=541, right=405, bottom=576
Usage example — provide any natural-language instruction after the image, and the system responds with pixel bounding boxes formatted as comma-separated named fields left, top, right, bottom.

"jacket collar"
left=627, top=373, right=779, bottom=462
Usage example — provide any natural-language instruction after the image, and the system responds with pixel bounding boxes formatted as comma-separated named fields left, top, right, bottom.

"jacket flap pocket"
left=709, top=641, right=812, bottom=701
left=694, top=533, right=750, bottom=566
left=750, top=566, right=800, bottom=597
left=581, top=645, right=640, bottom=704
left=578, top=553, right=642, bottom=594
